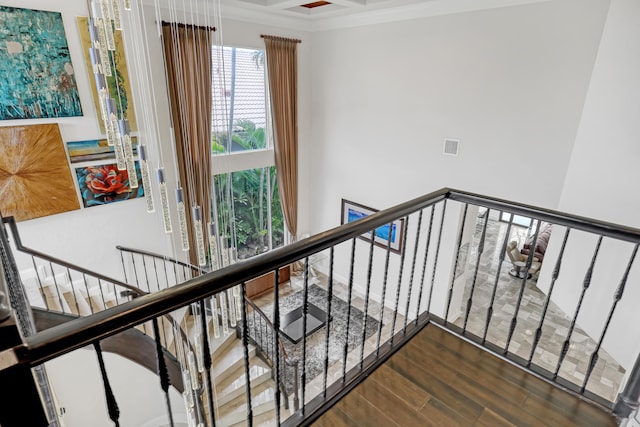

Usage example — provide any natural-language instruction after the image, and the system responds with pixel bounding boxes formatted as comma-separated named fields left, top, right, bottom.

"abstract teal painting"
left=0, top=6, right=83, bottom=120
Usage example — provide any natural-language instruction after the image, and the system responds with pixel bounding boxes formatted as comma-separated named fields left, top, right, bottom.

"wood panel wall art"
left=0, top=124, right=81, bottom=221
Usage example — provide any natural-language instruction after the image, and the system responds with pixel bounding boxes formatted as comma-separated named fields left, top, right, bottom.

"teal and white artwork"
left=0, top=6, right=83, bottom=120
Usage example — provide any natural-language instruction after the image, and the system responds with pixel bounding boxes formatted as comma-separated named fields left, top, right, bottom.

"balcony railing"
left=1, top=188, right=639, bottom=426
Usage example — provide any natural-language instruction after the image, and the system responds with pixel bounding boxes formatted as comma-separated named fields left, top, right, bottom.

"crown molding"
left=150, top=0, right=554, bottom=33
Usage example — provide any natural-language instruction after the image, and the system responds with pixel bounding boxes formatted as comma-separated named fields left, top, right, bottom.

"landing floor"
left=312, top=324, right=618, bottom=427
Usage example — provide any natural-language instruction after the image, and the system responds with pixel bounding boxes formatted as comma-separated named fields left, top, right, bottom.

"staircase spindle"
left=342, top=239, right=356, bottom=382
left=140, top=255, right=151, bottom=293
left=415, top=207, right=435, bottom=323
left=131, top=253, right=141, bottom=289
left=427, top=200, right=447, bottom=314
left=48, top=261, right=65, bottom=313
left=160, top=259, right=170, bottom=289
left=152, top=318, right=175, bottom=427
left=390, top=218, right=409, bottom=344
left=527, top=228, right=570, bottom=365
left=482, top=214, right=513, bottom=345
left=93, top=341, right=121, bottom=427
left=198, top=299, right=216, bottom=427
left=404, top=210, right=424, bottom=332
left=119, top=250, right=128, bottom=284
left=359, top=232, right=376, bottom=369
left=240, top=282, right=253, bottom=427
left=272, top=269, right=282, bottom=425
left=581, top=244, right=639, bottom=393
left=151, top=257, right=161, bottom=292
left=553, top=235, right=603, bottom=379
left=463, top=208, right=489, bottom=332
left=301, top=257, right=310, bottom=414
left=31, top=257, right=49, bottom=311
left=375, top=230, right=392, bottom=357
left=444, top=203, right=469, bottom=323
left=504, top=221, right=542, bottom=354
left=323, top=247, right=335, bottom=397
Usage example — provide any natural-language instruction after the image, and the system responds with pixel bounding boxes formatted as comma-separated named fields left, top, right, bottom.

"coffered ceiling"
left=218, top=0, right=553, bottom=31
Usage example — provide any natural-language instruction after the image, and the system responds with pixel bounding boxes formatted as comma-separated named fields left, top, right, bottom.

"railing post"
left=614, top=355, right=640, bottom=420
left=0, top=275, right=48, bottom=426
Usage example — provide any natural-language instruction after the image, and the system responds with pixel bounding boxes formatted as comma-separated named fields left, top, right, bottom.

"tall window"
left=211, top=46, right=284, bottom=260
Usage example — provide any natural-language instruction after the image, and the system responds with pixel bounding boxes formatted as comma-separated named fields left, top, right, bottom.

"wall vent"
left=443, top=138, right=459, bottom=156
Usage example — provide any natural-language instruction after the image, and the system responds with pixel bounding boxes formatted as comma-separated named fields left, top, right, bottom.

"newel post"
left=614, top=355, right=640, bottom=421
left=0, top=269, right=48, bottom=427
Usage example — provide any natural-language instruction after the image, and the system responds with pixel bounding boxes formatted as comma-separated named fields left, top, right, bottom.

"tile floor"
left=451, top=209, right=625, bottom=403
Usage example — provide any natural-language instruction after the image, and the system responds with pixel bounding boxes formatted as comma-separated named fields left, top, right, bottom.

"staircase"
left=16, top=257, right=288, bottom=427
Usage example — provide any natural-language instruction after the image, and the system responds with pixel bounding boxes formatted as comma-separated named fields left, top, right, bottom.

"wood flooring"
left=312, top=324, right=618, bottom=427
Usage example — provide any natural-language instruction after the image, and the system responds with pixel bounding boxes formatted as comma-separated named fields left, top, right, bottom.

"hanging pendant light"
left=138, top=145, right=155, bottom=213
left=210, top=296, right=220, bottom=339
left=176, top=187, right=189, bottom=251
left=118, top=120, right=138, bottom=188
left=192, top=206, right=207, bottom=266
left=157, top=168, right=173, bottom=234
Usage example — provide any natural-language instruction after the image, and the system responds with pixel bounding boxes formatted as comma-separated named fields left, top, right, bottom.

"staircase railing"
left=1, top=188, right=640, bottom=426
left=244, top=296, right=300, bottom=411
left=116, top=244, right=301, bottom=411
left=1, top=216, right=193, bottom=391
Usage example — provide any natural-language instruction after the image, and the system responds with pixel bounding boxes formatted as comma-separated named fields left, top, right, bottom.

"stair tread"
left=216, top=362, right=273, bottom=406
left=210, top=328, right=238, bottom=359
left=213, top=338, right=257, bottom=381
left=217, top=387, right=277, bottom=427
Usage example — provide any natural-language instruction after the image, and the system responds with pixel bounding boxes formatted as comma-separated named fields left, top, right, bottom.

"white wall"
left=0, top=0, right=172, bottom=279
left=307, top=0, right=610, bottom=240
left=46, top=349, right=186, bottom=427
left=538, top=0, right=640, bottom=371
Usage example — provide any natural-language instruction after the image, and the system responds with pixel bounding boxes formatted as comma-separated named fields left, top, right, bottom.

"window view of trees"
left=214, top=166, right=284, bottom=260
left=211, top=46, right=284, bottom=260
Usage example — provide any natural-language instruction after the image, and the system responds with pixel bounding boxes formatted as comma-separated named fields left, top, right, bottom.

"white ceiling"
left=218, top=0, right=553, bottom=31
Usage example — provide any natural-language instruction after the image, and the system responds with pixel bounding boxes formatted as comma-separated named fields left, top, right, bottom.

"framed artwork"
left=0, top=124, right=81, bottom=221
left=75, top=162, right=144, bottom=208
left=0, top=6, right=82, bottom=120
left=67, top=137, right=138, bottom=163
left=76, top=16, right=137, bottom=134
left=341, top=199, right=405, bottom=255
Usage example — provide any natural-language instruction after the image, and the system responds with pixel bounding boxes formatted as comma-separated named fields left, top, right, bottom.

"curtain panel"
left=162, top=23, right=213, bottom=264
left=263, top=35, right=300, bottom=239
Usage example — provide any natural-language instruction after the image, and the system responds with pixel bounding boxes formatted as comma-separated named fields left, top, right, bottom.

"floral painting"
left=0, top=6, right=83, bottom=120
left=75, top=162, right=144, bottom=208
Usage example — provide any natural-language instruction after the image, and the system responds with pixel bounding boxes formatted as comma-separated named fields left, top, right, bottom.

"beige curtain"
left=263, top=35, right=300, bottom=239
left=162, top=23, right=212, bottom=265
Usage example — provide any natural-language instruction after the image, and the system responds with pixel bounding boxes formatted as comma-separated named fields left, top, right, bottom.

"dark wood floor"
left=312, top=325, right=618, bottom=427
